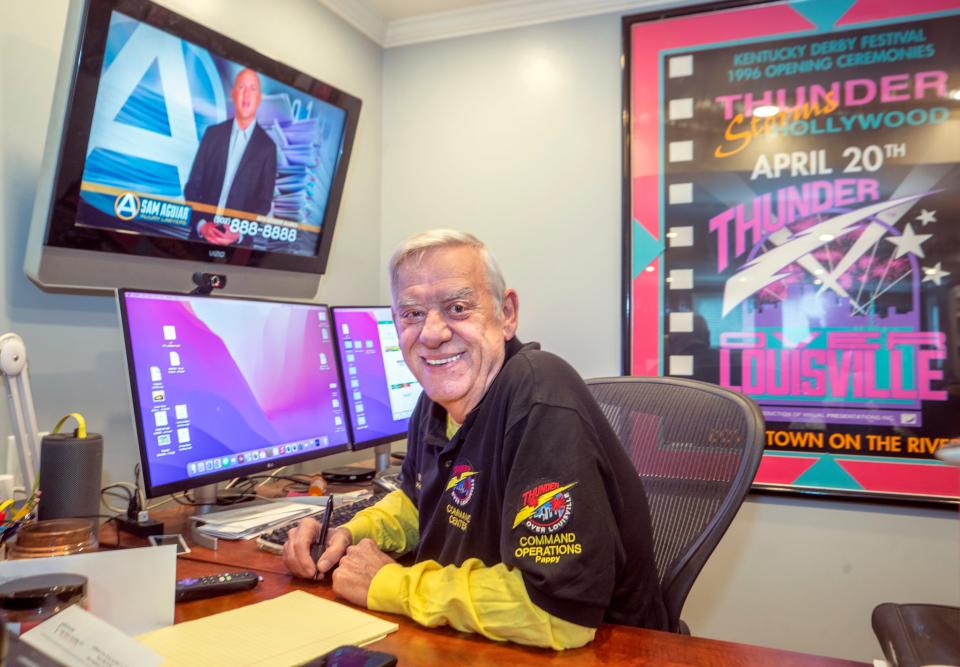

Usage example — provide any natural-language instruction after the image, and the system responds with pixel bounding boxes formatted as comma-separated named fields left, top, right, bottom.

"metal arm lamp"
left=0, top=333, right=40, bottom=491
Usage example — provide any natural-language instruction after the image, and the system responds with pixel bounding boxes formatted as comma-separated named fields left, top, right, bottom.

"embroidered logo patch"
left=513, top=481, right=577, bottom=533
left=445, top=464, right=478, bottom=507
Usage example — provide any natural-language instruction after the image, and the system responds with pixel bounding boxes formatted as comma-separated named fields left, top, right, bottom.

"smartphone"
left=301, top=645, right=397, bottom=667
left=147, top=533, right=191, bottom=555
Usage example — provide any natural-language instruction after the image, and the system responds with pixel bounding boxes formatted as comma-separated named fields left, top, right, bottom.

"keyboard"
left=256, top=493, right=382, bottom=554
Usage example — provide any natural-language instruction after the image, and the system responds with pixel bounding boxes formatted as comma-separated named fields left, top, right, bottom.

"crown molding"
left=386, top=0, right=659, bottom=47
left=320, top=0, right=712, bottom=49
left=317, top=0, right=388, bottom=46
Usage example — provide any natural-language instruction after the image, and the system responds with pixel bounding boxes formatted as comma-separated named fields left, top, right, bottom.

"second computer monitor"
left=331, top=306, right=422, bottom=450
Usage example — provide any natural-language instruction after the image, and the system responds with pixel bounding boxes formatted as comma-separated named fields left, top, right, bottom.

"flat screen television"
left=27, top=0, right=361, bottom=298
left=331, top=306, right=422, bottom=450
left=118, top=289, right=352, bottom=497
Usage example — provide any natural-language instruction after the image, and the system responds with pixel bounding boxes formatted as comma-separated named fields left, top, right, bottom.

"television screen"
left=29, top=0, right=360, bottom=289
left=331, top=307, right=422, bottom=450
left=119, top=290, right=351, bottom=497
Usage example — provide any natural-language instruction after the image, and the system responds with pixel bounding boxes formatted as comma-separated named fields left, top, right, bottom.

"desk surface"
left=108, top=506, right=867, bottom=667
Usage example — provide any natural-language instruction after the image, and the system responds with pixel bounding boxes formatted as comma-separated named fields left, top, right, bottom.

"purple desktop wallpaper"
left=123, top=292, right=348, bottom=489
left=332, top=307, right=421, bottom=448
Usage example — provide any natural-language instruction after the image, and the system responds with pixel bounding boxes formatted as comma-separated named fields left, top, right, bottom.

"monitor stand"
left=187, top=483, right=220, bottom=550
left=183, top=482, right=272, bottom=551
left=374, top=444, right=392, bottom=474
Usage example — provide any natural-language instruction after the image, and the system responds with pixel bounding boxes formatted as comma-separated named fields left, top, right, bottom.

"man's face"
left=393, top=246, right=518, bottom=422
left=231, top=70, right=261, bottom=126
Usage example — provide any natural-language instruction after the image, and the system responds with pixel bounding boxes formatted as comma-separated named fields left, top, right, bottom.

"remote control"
left=175, top=571, right=261, bottom=602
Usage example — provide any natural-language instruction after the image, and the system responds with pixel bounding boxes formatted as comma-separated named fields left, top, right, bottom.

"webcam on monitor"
left=192, top=272, right=227, bottom=295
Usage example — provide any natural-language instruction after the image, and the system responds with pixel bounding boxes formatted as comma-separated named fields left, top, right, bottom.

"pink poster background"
left=626, top=0, right=960, bottom=501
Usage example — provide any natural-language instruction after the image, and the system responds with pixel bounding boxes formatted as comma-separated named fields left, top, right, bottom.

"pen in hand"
left=311, top=496, right=334, bottom=581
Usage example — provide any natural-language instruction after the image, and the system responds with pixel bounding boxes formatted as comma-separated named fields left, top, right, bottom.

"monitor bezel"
left=44, top=0, right=361, bottom=276
left=118, top=288, right=352, bottom=498
left=330, top=305, right=416, bottom=452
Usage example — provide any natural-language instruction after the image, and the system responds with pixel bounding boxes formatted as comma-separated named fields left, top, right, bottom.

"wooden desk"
left=107, top=508, right=867, bottom=666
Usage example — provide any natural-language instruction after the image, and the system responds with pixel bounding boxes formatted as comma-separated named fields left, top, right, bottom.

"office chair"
left=585, top=376, right=764, bottom=634
left=871, top=603, right=960, bottom=667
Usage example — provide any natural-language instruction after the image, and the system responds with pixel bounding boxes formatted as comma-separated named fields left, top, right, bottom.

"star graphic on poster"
left=922, top=262, right=950, bottom=286
left=886, top=223, right=932, bottom=259
left=915, top=209, right=937, bottom=226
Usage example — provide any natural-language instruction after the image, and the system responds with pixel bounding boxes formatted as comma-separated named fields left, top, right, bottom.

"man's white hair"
left=389, top=230, right=507, bottom=307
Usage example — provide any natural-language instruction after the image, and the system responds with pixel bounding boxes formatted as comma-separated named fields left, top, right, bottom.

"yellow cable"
left=53, top=412, right=87, bottom=439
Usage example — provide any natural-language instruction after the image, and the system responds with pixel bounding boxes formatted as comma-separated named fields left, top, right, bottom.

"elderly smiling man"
left=284, top=230, right=666, bottom=649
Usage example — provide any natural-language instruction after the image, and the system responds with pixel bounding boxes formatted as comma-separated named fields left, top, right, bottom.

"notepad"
left=136, top=591, right=399, bottom=666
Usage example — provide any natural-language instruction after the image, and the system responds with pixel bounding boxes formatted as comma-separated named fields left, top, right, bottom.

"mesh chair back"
left=586, top=376, right=764, bottom=632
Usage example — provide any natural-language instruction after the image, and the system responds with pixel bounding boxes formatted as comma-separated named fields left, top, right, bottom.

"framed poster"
left=623, top=0, right=960, bottom=504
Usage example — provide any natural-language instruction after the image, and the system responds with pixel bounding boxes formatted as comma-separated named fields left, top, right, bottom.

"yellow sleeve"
left=367, top=558, right=596, bottom=650
left=339, top=490, right=420, bottom=555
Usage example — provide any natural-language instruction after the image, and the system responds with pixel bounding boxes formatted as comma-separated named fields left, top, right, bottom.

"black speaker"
left=37, top=432, right=103, bottom=522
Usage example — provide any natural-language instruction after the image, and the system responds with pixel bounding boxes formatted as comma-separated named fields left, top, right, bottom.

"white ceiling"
left=317, top=0, right=696, bottom=48
left=364, top=0, right=507, bottom=22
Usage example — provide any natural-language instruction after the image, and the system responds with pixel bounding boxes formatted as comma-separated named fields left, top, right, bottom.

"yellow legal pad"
left=137, top=591, right=399, bottom=666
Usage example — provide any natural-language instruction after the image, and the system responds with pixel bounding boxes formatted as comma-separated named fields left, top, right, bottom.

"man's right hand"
left=198, top=220, right=241, bottom=245
left=282, top=519, right=352, bottom=580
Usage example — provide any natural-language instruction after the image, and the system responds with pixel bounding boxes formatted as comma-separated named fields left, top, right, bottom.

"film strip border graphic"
left=628, top=1, right=960, bottom=500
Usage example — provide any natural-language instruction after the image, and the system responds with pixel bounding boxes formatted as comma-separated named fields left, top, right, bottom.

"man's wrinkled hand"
left=332, top=538, right=396, bottom=606
left=282, top=521, right=353, bottom=580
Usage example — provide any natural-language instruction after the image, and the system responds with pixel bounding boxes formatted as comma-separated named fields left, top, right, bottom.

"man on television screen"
left=183, top=68, right=277, bottom=245
left=283, top=230, right=667, bottom=649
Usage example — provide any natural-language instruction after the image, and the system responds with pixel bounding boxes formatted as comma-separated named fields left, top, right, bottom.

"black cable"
left=100, top=484, right=134, bottom=502
left=167, top=472, right=314, bottom=509
left=171, top=491, right=196, bottom=506
left=170, top=489, right=256, bottom=507
left=100, top=464, right=144, bottom=519
left=133, top=463, right=143, bottom=513
left=241, top=474, right=313, bottom=484
left=100, top=483, right=136, bottom=517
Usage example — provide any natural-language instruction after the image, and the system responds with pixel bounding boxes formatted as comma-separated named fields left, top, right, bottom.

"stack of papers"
left=258, top=94, right=343, bottom=229
left=191, top=501, right=323, bottom=540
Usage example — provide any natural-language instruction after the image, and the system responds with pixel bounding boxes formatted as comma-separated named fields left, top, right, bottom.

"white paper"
left=192, top=502, right=323, bottom=540
left=189, top=500, right=310, bottom=526
left=22, top=604, right=162, bottom=667
left=0, top=545, right=176, bottom=635
left=194, top=502, right=312, bottom=528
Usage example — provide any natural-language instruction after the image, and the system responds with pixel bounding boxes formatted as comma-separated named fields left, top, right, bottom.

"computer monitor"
left=118, top=289, right=351, bottom=497
left=27, top=0, right=361, bottom=298
left=330, top=306, right=422, bottom=451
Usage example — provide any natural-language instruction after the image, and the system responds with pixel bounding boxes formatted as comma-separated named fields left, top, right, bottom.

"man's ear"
left=501, top=289, right=519, bottom=340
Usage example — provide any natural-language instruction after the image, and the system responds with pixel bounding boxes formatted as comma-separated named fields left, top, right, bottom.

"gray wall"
left=380, top=12, right=960, bottom=663
left=0, top=0, right=384, bottom=486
